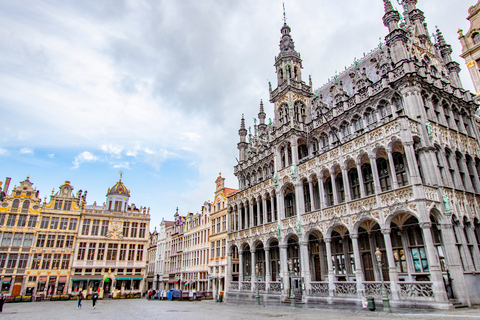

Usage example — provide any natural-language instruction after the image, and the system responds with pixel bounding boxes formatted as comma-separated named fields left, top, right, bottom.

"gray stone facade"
left=226, top=0, right=480, bottom=309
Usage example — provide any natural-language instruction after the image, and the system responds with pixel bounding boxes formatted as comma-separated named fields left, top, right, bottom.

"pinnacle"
left=383, top=0, right=395, bottom=13
left=436, top=28, right=447, bottom=46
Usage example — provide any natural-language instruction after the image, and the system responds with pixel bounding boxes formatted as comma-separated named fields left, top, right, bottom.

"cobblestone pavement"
left=1, top=299, right=480, bottom=320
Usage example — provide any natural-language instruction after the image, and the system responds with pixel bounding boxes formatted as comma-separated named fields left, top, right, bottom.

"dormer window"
left=473, top=33, right=480, bottom=45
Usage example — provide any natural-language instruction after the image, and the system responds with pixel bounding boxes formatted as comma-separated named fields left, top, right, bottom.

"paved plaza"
left=1, top=299, right=480, bottom=320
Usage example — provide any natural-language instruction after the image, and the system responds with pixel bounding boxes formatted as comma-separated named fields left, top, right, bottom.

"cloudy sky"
left=0, top=0, right=474, bottom=230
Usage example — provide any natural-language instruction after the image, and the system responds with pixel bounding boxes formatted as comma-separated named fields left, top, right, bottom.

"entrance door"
left=291, top=277, right=302, bottom=298
left=362, top=252, right=375, bottom=281
left=104, top=279, right=111, bottom=294
left=313, top=255, right=322, bottom=281
left=12, top=284, right=21, bottom=296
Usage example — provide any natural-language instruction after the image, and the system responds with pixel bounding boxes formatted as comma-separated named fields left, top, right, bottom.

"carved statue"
left=425, top=120, right=433, bottom=138
left=253, top=118, right=257, bottom=125
left=276, top=223, right=281, bottom=238
left=273, top=172, right=278, bottom=185
left=442, top=193, right=451, bottom=213
left=296, top=219, right=301, bottom=235
left=248, top=126, right=251, bottom=134
left=269, top=118, right=272, bottom=126
left=291, top=164, right=296, bottom=178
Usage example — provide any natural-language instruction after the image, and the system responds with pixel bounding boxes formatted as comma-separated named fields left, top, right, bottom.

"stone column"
left=257, top=199, right=262, bottom=226
left=227, top=252, right=232, bottom=292
left=438, top=223, right=470, bottom=305
left=262, top=194, right=268, bottom=224
left=279, top=244, right=289, bottom=300
left=292, top=139, right=299, bottom=165
left=341, top=165, right=351, bottom=202
left=239, top=250, right=244, bottom=283
left=265, top=246, right=271, bottom=285
left=318, top=174, right=326, bottom=209
left=300, top=241, right=311, bottom=295
left=420, top=222, right=448, bottom=302
left=308, top=178, right=315, bottom=212
left=356, top=160, right=366, bottom=198
left=249, top=201, right=254, bottom=228
left=369, top=154, right=382, bottom=194
left=350, top=233, right=364, bottom=297
left=276, top=190, right=285, bottom=221
left=387, top=148, right=399, bottom=189
left=325, top=238, right=335, bottom=296
left=330, top=168, right=338, bottom=205
left=382, top=228, right=400, bottom=300
left=251, top=249, right=257, bottom=292
left=294, top=180, right=305, bottom=218
left=403, top=141, right=422, bottom=185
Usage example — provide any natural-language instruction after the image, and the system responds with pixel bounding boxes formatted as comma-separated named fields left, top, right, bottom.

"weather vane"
left=119, top=171, right=123, bottom=180
left=283, top=2, right=286, bottom=24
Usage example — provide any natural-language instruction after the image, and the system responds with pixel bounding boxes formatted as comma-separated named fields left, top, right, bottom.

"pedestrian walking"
left=148, top=290, right=152, bottom=300
left=92, top=292, right=98, bottom=309
left=0, top=293, right=5, bottom=312
left=152, top=289, right=156, bottom=300
left=77, top=291, right=83, bottom=309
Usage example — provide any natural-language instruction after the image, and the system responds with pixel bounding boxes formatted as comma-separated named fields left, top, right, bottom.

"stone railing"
left=230, top=282, right=239, bottom=291
left=334, top=282, right=357, bottom=296
left=254, top=281, right=266, bottom=292
left=399, top=282, right=434, bottom=299
left=269, top=282, right=282, bottom=292
left=241, top=281, right=252, bottom=291
left=309, top=281, right=329, bottom=296
left=363, top=282, right=391, bottom=297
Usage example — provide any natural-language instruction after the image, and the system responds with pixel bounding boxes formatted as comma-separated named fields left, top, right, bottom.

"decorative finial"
left=219, top=172, right=221, bottom=176
left=119, top=171, right=123, bottom=181
left=458, top=29, right=463, bottom=37
left=283, top=2, right=286, bottom=24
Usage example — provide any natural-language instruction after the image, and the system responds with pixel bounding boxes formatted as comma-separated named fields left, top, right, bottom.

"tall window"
left=119, top=244, right=127, bottom=260
left=22, top=234, right=34, bottom=247
left=12, top=233, right=23, bottom=247
left=348, top=168, right=360, bottom=200
left=335, top=174, right=345, bottom=203
left=31, top=254, right=41, bottom=270
left=68, top=218, right=77, bottom=231
left=136, top=245, right=144, bottom=261
left=52, top=254, right=61, bottom=269
left=377, top=158, right=391, bottom=191
left=393, top=152, right=408, bottom=187
left=18, top=254, right=28, bottom=269
left=131, top=222, right=138, bottom=238
left=91, top=219, right=100, bottom=236
left=284, top=185, right=295, bottom=218
left=50, top=217, right=59, bottom=229
left=123, top=222, right=130, bottom=237
left=11, top=199, right=20, bottom=212
left=54, top=200, right=63, bottom=210
left=45, top=235, right=55, bottom=247
left=6, top=214, right=16, bottom=227
left=97, top=243, right=105, bottom=260
left=36, top=234, right=46, bottom=247
left=65, top=236, right=74, bottom=248
left=40, top=217, right=50, bottom=229
left=325, top=178, right=334, bottom=206
left=81, top=219, right=91, bottom=235
left=63, top=200, right=72, bottom=211
left=128, top=245, right=135, bottom=261
left=41, top=254, right=52, bottom=269
left=100, top=220, right=109, bottom=236
left=17, top=215, right=27, bottom=227
left=87, top=243, right=96, bottom=260
left=59, top=218, right=68, bottom=230
left=7, top=254, right=18, bottom=268
left=407, top=224, right=429, bottom=272
left=303, top=181, right=311, bottom=212
left=56, top=235, right=65, bottom=248
left=61, top=254, right=70, bottom=269
left=107, top=244, right=118, bottom=260
left=139, top=223, right=146, bottom=238
left=21, top=200, right=30, bottom=213
left=0, top=214, right=5, bottom=226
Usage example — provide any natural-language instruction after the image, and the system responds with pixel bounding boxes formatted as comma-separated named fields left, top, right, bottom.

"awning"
left=116, top=278, right=132, bottom=281
left=132, top=278, right=143, bottom=281
left=88, top=279, right=103, bottom=281
left=71, top=279, right=87, bottom=282
left=2, top=277, right=11, bottom=283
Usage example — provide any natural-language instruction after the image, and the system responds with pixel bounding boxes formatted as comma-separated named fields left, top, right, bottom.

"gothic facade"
left=226, top=0, right=480, bottom=308
left=459, top=0, right=480, bottom=101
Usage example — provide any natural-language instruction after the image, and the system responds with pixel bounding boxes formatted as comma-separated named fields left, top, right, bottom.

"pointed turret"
left=436, top=28, right=462, bottom=88
left=383, top=0, right=409, bottom=64
left=382, top=0, right=400, bottom=32
left=258, top=100, right=267, bottom=137
left=237, top=115, right=248, bottom=162
left=406, top=0, right=429, bottom=43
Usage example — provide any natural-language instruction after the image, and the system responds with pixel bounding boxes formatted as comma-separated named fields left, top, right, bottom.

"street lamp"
left=375, top=248, right=390, bottom=313
left=288, top=259, right=295, bottom=307
left=255, top=263, right=260, bottom=305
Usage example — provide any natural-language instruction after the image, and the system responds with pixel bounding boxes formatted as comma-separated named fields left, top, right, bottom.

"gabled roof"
left=225, top=187, right=238, bottom=197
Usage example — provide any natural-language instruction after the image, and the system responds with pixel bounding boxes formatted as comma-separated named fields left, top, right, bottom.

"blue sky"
left=0, top=0, right=474, bottom=230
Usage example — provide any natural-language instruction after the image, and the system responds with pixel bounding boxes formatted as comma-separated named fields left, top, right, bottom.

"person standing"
left=152, top=289, right=156, bottom=301
left=77, top=291, right=83, bottom=309
left=92, top=292, right=98, bottom=309
left=0, top=293, right=5, bottom=312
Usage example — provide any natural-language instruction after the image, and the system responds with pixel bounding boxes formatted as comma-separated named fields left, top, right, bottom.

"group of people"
left=147, top=289, right=156, bottom=300
left=77, top=291, right=99, bottom=309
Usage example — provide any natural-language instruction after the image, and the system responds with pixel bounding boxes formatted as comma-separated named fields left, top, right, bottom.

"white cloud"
left=112, top=161, right=130, bottom=169
left=47, top=153, right=55, bottom=158
left=0, top=148, right=8, bottom=156
left=101, top=144, right=124, bottom=155
left=20, top=148, right=34, bottom=155
left=72, top=151, right=98, bottom=169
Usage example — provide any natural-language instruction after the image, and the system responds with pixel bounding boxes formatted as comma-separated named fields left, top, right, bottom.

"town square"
left=2, top=0, right=480, bottom=317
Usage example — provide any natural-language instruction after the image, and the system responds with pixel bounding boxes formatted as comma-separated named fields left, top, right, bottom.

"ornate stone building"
left=208, top=174, right=237, bottom=299
left=30, top=181, right=81, bottom=297
left=155, top=218, right=173, bottom=291
left=146, top=228, right=158, bottom=291
left=0, top=177, right=40, bottom=296
left=71, top=177, right=150, bottom=297
left=459, top=0, right=480, bottom=101
left=227, top=1, right=480, bottom=308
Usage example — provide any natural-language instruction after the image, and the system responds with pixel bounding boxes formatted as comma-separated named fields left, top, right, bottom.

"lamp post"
left=255, top=263, right=260, bottom=305
left=375, top=248, right=390, bottom=313
left=288, top=259, right=295, bottom=307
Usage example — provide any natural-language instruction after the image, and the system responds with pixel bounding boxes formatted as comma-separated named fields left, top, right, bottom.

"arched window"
left=320, top=135, right=329, bottom=149
left=348, top=168, right=360, bottom=200
left=340, top=122, right=350, bottom=138
left=364, top=108, right=377, bottom=126
left=284, top=185, right=296, bottom=218
left=378, top=101, right=392, bottom=119
left=324, top=177, right=334, bottom=207
left=303, top=180, right=311, bottom=212
left=455, top=152, right=466, bottom=190
left=335, top=173, right=345, bottom=203
left=21, top=200, right=30, bottom=213
left=11, top=199, right=20, bottom=212
left=393, top=94, right=403, bottom=111
left=298, top=141, right=308, bottom=160
left=377, top=158, right=391, bottom=191
left=393, top=152, right=408, bottom=187
left=473, top=33, right=480, bottom=45
left=362, top=163, right=374, bottom=195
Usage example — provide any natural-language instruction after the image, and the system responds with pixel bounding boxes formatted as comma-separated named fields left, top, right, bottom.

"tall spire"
left=283, top=2, right=287, bottom=25
left=436, top=27, right=447, bottom=47
left=382, top=0, right=400, bottom=32
left=383, top=0, right=394, bottom=13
